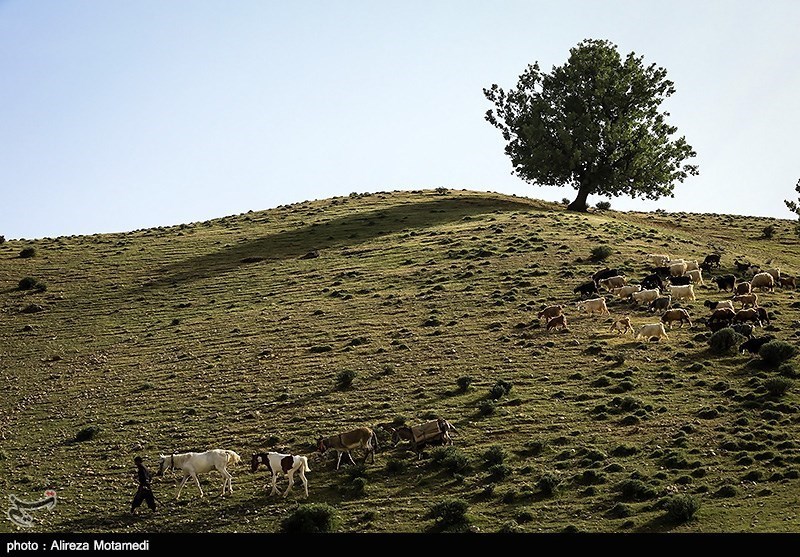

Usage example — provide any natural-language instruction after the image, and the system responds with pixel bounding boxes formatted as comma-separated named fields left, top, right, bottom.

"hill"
left=1, top=189, right=799, bottom=533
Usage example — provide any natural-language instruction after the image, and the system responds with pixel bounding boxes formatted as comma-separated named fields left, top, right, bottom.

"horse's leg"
left=220, top=467, right=232, bottom=495
left=283, top=470, right=294, bottom=497
left=299, top=468, right=308, bottom=498
left=346, top=450, right=356, bottom=465
left=176, top=475, right=190, bottom=500
left=192, top=473, right=204, bottom=498
left=270, top=472, right=279, bottom=496
left=335, top=451, right=343, bottom=470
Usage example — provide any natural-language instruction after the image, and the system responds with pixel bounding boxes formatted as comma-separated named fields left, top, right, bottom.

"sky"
left=1, top=1, right=799, bottom=240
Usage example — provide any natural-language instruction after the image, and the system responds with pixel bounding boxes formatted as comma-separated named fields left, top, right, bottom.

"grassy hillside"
left=1, top=189, right=799, bottom=533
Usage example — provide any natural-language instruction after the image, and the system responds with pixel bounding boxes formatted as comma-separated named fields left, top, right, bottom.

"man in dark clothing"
left=131, top=456, right=156, bottom=514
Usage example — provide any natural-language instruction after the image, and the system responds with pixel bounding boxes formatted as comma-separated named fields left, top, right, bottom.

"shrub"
left=561, top=198, right=570, bottom=205
left=456, top=375, right=474, bottom=392
left=707, top=328, right=743, bottom=354
left=759, top=341, right=797, bottom=367
left=483, top=446, right=507, bottom=466
left=281, top=503, right=340, bottom=533
left=778, top=363, right=798, bottom=378
left=489, top=379, right=513, bottom=399
left=18, top=277, right=45, bottom=291
left=0, top=235, right=5, bottom=244
left=608, top=502, right=633, bottom=518
left=664, top=494, right=700, bottom=523
left=590, top=245, right=614, bottom=262
left=430, top=447, right=470, bottom=476
left=385, top=458, right=408, bottom=475
left=19, top=247, right=36, bottom=258
left=761, top=224, right=776, bottom=239
left=617, top=479, right=657, bottom=501
left=428, top=499, right=469, bottom=527
left=538, top=472, right=560, bottom=496
left=596, top=201, right=611, bottom=211
left=487, top=464, right=511, bottom=482
left=336, top=369, right=357, bottom=390
left=763, top=377, right=793, bottom=397
left=74, top=425, right=100, bottom=442
left=477, top=400, right=496, bottom=416
left=434, top=187, right=449, bottom=195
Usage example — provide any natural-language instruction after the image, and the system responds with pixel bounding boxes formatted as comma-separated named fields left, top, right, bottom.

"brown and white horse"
left=317, top=427, right=378, bottom=470
left=251, top=452, right=311, bottom=498
left=157, top=449, right=241, bottom=499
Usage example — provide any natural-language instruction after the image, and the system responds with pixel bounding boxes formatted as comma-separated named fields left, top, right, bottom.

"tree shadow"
left=134, top=196, right=540, bottom=291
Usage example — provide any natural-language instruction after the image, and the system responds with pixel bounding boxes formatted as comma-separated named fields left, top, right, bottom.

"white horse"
left=251, top=452, right=311, bottom=498
left=157, top=449, right=241, bottom=499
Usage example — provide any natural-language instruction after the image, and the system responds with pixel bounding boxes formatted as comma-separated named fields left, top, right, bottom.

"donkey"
left=391, top=418, right=457, bottom=458
left=251, top=452, right=311, bottom=498
left=317, top=427, right=378, bottom=470
left=157, top=449, right=241, bottom=499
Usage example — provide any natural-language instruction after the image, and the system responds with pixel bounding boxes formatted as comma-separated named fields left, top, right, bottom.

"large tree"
left=484, top=39, right=699, bottom=211
left=783, top=178, right=800, bottom=237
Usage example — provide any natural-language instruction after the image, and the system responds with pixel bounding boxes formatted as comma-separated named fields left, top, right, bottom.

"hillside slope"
left=1, top=189, right=799, bottom=533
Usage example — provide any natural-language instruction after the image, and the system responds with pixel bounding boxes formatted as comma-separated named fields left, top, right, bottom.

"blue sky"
left=1, top=1, right=799, bottom=239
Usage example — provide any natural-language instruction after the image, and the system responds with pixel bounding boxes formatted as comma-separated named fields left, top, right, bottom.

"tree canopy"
left=783, top=178, right=800, bottom=236
left=484, top=39, right=699, bottom=211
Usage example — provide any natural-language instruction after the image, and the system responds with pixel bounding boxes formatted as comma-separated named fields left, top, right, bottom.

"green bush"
left=483, top=445, right=507, bottom=466
left=487, top=464, right=511, bottom=482
left=617, top=479, right=657, bottom=501
left=19, top=247, right=36, bottom=258
left=763, top=377, right=793, bottom=397
left=561, top=198, right=570, bottom=205
left=456, top=375, right=474, bottom=392
left=18, top=277, right=45, bottom=291
left=759, top=340, right=797, bottom=367
left=590, top=245, right=614, bottom=262
left=385, top=458, right=408, bottom=475
left=74, top=425, right=100, bottom=442
left=762, top=224, right=776, bottom=239
left=281, top=503, right=340, bottom=533
left=707, top=328, right=743, bottom=354
left=596, top=201, right=611, bottom=211
left=489, top=379, right=513, bottom=400
left=430, top=446, right=471, bottom=476
left=664, top=494, right=700, bottom=523
left=538, top=472, right=560, bottom=496
left=0, top=235, right=5, bottom=244
left=428, top=499, right=469, bottom=527
left=477, top=400, right=496, bottom=416
left=336, top=369, right=357, bottom=390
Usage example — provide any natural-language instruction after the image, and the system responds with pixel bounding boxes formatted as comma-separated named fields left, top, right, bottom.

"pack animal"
left=251, top=452, right=311, bottom=498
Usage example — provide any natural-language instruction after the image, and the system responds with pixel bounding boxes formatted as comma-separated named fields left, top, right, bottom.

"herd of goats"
left=538, top=252, right=790, bottom=353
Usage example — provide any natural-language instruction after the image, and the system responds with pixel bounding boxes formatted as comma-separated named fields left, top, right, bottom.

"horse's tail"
left=370, top=429, right=379, bottom=452
left=299, top=456, right=311, bottom=472
left=226, top=451, right=242, bottom=466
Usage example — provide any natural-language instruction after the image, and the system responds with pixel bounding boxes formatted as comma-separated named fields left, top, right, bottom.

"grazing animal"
left=669, top=262, right=687, bottom=277
left=684, top=260, right=700, bottom=272
left=731, top=323, right=754, bottom=338
left=764, top=268, right=781, bottom=281
left=592, top=268, right=623, bottom=283
left=317, top=427, right=379, bottom=470
left=755, top=307, right=770, bottom=325
left=631, top=288, right=660, bottom=305
left=392, top=418, right=457, bottom=457
left=702, top=254, right=721, bottom=269
left=707, top=319, right=732, bottom=332
left=669, top=275, right=691, bottom=286
left=709, top=308, right=736, bottom=323
left=735, top=281, right=752, bottom=295
left=613, top=285, right=641, bottom=299
left=547, top=314, right=568, bottom=331
left=704, top=299, right=735, bottom=312
left=739, top=335, right=776, bottom=355
left=746, top=265, right=762, bottom=277
left=734, top=259, right=752, bottom=273
left=651, top=266, right=672, bottom=279
left=713, top=275, right=736, bottom=292
left=733, top=308, right=762, bottom=326
left=668, top=284, right=696, bottom=302
left=537, top=305, right=563, bottom=322
left=648, top=295, right=672, bottom=313
left=779, top=275, right=797, bottom=289
left=647, top=254, right=671, bottom=267
left=640, top=273, right=665, bottom=292
left=732, top=293, right=758, bottom=309
left=750, top=272, right=775, bottom=292
left=574, top=281, right=599, bottom=298
left=661, top=308, right=692, bottom=329
left=157, top=449, right=242, bottom=499
left=599, top=276, right=627, bottom=291
left=685, top=269, right=704, bottom=285
left=251, top=452, right=311, bottom=498
left=635, top=323, right=669, bottom=342
left=609, top=316, right=634, bottom=335
left=576, top=297, right=610, bottom=315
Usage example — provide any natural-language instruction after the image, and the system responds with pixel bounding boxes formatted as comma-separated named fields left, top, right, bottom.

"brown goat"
left=546, top=314, right=568, bottom=331
left=661, top=308, right=692, bottom=329
left=779, top=276, right=797, bottom=289
left=537, top=305, right=563, bottom=322
left=735, top=282, right=752, bottom=295
left=733, top=308, right=762, bottom=326
left=732, top=293, right=758, bottom=309
left=609, top=316, right=634, bottom=335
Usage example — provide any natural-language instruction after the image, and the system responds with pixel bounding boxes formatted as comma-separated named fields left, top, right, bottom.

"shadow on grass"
left=634, top=514, right=687, bottom=533
left=134, top=196, right=540, bottom=290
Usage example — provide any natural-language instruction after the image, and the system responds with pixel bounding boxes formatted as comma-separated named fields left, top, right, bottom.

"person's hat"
left=134, top=456, right=143, bottom=463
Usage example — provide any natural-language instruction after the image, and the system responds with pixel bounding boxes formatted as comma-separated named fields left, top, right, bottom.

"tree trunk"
left=566, top=185, right=591, bottom=212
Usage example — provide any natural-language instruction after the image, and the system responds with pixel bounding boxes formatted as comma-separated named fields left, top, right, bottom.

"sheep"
left=707, top=319, right=732, bottom=332
left=648, top=295, right=672, bottom=313
left=599, top=276, right=627, bottom=291
left=609, top=316, right=634, bottom=335
left=647, top=253, right=671, bottom=266
left=755, top=307, right=770, bottom=325
left=667, top=259, right=685, bottom=265
left=709, top=308, right=736, bottom=323
left=576, top=297, right=610, bottom=316
left=651, top=266, right=672, bottom=279
left=685, top=260, right=700, bottom=272
left=750, top=272, right=775, bottom=292
left=730, top=323, right=754, bottom=338
left=779, top=275, right=797, bottom=289
left=733, top=308, right=762, bottom=326
left=739, top=335, right=776, bottom=355
left=746, top=265, right=762, bottom=277
left=702, top=254, right=721, bottom=269
left=631, top=288, right=660, bottom=305
left=713, top=275, right=736, bottom=292
left=640, top=273, right=665, bottom=292
left=734, top=281, right=752, bottom=295
left=669, top=262, right=687, bottom=277
left=592, top=268, right=623, bottom=283
left=685, top=269, right=704, bottom=285
left=669, top=275, right=691, bottom=286
left=764, top=268, right=781, bottom=281
left=546, top=314, right=568, bottom=332
left=574, top=281, right=599, bottom=298
left=734, top=259, right=751, bottom=273
left=537, top=305, right=563, bottom=322
left=732, top=293, right=758, bottom=309
left=704, top=299, right=735, bottom=312
left=613, top=285, right=641, bottom=299
left=635, top=323, right=669, bottom=342
left=661, top=308, right=692, bottom=329
left=668, top=284, right=695, bottom=302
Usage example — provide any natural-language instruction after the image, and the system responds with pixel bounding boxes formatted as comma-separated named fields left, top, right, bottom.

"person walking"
left=131, top=456, right=156, bottom=514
